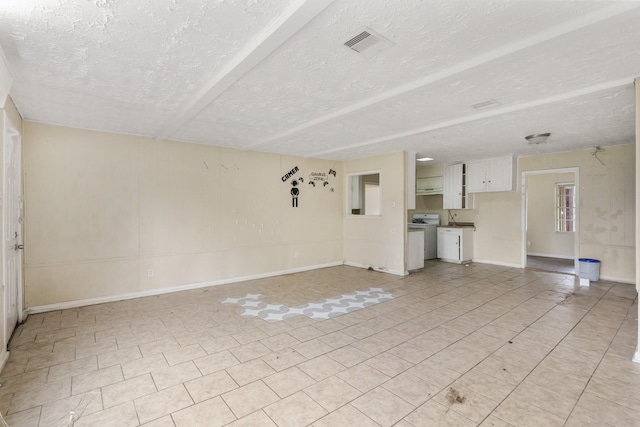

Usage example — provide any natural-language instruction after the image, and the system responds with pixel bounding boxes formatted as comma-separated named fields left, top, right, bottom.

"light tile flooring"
left=1, top=261, right=638, bottom=427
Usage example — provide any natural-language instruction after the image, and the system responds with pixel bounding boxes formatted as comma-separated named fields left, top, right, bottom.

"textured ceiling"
left=0, top=0, right=638, bottom=162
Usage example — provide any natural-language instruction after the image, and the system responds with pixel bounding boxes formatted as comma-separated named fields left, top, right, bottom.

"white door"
left=3, top=115, right=22, bottom=348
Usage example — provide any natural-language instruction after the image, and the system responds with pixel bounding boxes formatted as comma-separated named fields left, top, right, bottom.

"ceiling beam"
left=307, top=77, right=636, bottom=158
left=0, top=43, right=14, bottom=108
left=154, top=0, right=335, bottom=142
left=248, top=2, right=640, bottom=151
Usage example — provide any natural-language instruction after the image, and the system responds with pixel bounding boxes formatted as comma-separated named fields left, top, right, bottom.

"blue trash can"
left=578, top=258, right=600, bottom=281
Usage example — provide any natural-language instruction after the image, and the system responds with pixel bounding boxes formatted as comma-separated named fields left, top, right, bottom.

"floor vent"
left=344, top=28, right=394, bottom=56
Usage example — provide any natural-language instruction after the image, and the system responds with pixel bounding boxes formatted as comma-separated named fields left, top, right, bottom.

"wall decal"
left=291, top=180, right=300, bottom=207
left=309, top=181, right=315, bottom=187
left=329, top=168, right=336, bottom=177
left=281, top=166, right=299, bottom=182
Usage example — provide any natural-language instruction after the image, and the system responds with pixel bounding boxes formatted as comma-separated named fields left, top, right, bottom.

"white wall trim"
left=527, top=253, right=575, bottom=260
left=0, top=348, right=9, bottom=373
left=633, top=347, right=640, bottom=364
left=472, top=259, right=523, bottom=269
left=25, top=261, right=342, bottom=315
left=343, top=261, right=408, bottom=277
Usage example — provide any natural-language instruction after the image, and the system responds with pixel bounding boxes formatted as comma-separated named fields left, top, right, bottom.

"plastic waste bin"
left=578, top=258, right=600, bottom=281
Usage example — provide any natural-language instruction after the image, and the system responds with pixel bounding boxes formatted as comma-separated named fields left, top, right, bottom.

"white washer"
left=408, top=213, right=440, bottom=260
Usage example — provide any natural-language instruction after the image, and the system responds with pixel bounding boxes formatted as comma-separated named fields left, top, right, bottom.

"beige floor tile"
left=74, top=401, right=139, bottom=427
left=199, top=335, right=241, bottom=355
left=193, top=350, right=240, bottom=375
left=303, top=375, right=361, bottom=411
left=573, top=391, right=640, bottom=426
left=288, top=325, right=324, bottom=342
left=134, top=384, right=194, bottom=424
left=185, top=370, right=238, bottom=403
left=337, top=363, right=390, bottom=393
left=9, top=378, right=71, bottom=414
left=229, top=341, right=272, bottom=363
left=388, top=342, right=431, bottom=364
left=261, top=348, right=307, bottom=372
left=298, top=355, right=346, bottom=381
left=222, top=380, right=279, bottom=419
left=262, top=366, right=315, bottom=398
left=38, top=390, right=103, bottom=427
left=25, top=348, right=76, bottom=372
left=151, top=361, right=202, bottom=390
left=171, top=396, right=236, bottom=427
left=71, top=364, right=123, bottom=395
left=139, top=337, right=181, bottom=357
left=226, top=410, right=277, bottom=427
left=509, top=380, right=578, bottom=418
left=226, top=359, right=276, bottom=386
left=140, top=415, right=176, bottom=426
left=260, top=333, right=300, bottom=352
left=364, top=351, right=413, bottom=377
left=122, top=353, right=169, bottom=379
left=433, top=385, right=501, bottom=423
left=312, top=404, right=378, bottom=427
left=479, top=415, right=517, bottom=426
left=232, top=328, right=269, bottom=345
left=383, top=371, right=440, bottom=406
left=3, top=406, right=41, bottom=427
left=98, top=346, right=143, bottom=369
left=492, top=394, right=566, bottom=427
left=293, top=338, right=334, bottom=359
left=163, top=343, right=207, bottom=366
left=404, top=400, right=477, bottom=427
left=264, top=391, right=327, bottom=427
left=102, top=373, right=157, bottom=408
left=318, top=331, right=356, bottom=348
left=352, top=386, right=415, bottom=427
left=48, top=355, right=98, bottom=382
left=326, top=345, right=370, bottom=368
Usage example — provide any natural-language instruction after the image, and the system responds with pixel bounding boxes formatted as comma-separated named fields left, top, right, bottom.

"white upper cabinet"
left=467, top=156, right=515, bottom=193
left=443, top=163, right=472, bottom=209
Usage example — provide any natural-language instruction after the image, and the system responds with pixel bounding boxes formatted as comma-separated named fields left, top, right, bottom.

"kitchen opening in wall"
left=348, top=172, right=381, bottom=216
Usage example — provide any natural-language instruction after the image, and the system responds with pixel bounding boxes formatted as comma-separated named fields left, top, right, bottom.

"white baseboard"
left=527, top=253, right=574, bottom=260
left=472, top=259, right=523, bottom=269
left=0, top=348, right=9, bottom=373
left=26, top=261, right=343, bottom=315
left=633, top=347, right=640, bottom=364
left=343, top=261, right=408, bottom=277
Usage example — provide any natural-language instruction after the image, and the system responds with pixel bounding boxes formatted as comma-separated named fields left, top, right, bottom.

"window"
left=348, top=172, right=381, bottom=216
left=555, top=183, right=575, bottom=232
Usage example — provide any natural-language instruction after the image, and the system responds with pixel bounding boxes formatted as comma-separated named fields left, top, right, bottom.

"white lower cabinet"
left=437, top=227, right=473, bottom=263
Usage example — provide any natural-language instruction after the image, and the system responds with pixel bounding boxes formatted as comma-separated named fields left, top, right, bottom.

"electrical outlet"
left=294, top=251, right=299, bottom=259
left=148, top=269, right=154, bottom=278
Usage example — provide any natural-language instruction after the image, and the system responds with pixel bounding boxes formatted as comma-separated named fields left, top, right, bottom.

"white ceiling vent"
left=471, top=99, right=502, bottom=110
left=344, top=28, right=394, bottom=57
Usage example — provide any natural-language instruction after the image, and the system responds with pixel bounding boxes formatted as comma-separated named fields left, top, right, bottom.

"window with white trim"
left=555, top=182, right=575, bottom=233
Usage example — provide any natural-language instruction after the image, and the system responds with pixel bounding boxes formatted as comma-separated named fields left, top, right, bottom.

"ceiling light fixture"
left=525, top=133, right=551, bottom=145
left=417, top=157, right=434, bottom=161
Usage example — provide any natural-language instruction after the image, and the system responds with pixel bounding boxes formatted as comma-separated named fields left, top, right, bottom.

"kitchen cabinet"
left=437, top=227, right=473, bottom=263
left=416, top=176, right=443, bottom=195
left=443, top=163, right=472, bottom=209
left=467, top=156, right=515, bottom=193
left=407, top=230, right=425, bottom=271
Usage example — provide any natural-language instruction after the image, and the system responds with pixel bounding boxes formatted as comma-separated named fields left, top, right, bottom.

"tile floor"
left=527, top=256, right=575, bottom=275
left=0, top=261, right=638, bottom=427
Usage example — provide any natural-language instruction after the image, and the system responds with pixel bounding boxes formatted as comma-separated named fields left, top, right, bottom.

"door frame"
left=2, top=112, right=23, bottom=348
left=521, top=167, right=580, bottom=272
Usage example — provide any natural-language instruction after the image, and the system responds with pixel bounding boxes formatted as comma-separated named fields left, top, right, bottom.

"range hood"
left=416, top=176, right=443, bottom=195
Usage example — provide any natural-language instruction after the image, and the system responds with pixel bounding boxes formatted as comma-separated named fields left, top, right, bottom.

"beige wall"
left=23, top=122, right=344, bottom=308
left=343, top=152, right=406, bottom=275
left=526, top=172, right=575, bottom=258
left=473, top=145, right=635, bottom=282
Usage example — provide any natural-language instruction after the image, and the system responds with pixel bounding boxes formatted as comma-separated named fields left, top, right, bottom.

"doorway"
left=3, top=112, right=23, bottom=350
left=522, top=168, right=579, bottom=274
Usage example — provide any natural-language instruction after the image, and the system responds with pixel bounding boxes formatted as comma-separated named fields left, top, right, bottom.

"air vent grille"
left=343, top=28, right=393, bottom=56
left=471, top=99, right=502, bottom=110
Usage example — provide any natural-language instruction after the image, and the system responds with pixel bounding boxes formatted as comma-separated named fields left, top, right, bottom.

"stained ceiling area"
left=0, top=0, right=638, bottom=162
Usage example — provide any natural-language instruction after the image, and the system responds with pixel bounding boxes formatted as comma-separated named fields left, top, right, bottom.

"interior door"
left=3, top=115, right=22, bottom=348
